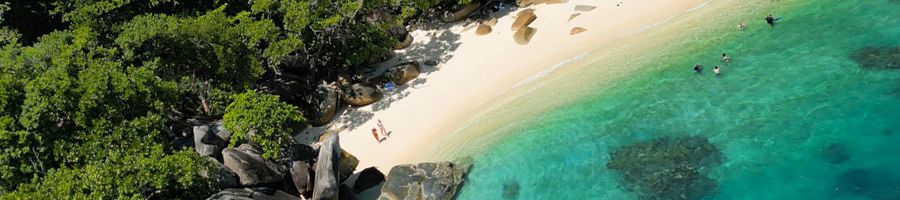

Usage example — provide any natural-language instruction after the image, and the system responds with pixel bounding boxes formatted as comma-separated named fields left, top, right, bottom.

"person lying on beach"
left=377, top=119, right=389, bottom=137
left=372, top=128, right=382, bottom=143
left=765, top=15, right=776, bottom=27
left=714, top=66, right=721, bottom=75
left=721, top=53, right=731, bottom=63
left=693, top=64, right=703, bottom=73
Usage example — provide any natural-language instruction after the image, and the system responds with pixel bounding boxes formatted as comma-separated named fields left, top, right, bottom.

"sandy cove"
left=316, top=0, right=711, bottom=173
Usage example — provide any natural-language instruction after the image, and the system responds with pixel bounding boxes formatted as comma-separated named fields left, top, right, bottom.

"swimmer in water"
left=738, top=22, right=746, bottom=31
left=721, top=53, right=731, bottom=63
left=693, top=64, right=703, bottom=73
left=714, top=66, right=721, bottom=75
left=765, top=14, right=776, bottom=27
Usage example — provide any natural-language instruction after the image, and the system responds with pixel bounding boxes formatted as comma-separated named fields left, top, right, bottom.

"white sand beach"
left=321, top=0, right=711, bottom=172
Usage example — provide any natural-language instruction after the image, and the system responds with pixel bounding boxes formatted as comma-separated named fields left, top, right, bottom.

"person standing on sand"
left=377, top=119, right=389, bottom=137
left=765, top=15, right=776, bottom=27
left=372, top=128, right=382, bottom=143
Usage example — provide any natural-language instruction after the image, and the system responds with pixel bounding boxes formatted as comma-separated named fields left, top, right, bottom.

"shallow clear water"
left=439, top=0, right=900, bottom=199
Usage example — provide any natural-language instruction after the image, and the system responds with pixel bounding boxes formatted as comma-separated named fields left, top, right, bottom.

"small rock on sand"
left=475, top=24, right=492, bottom=35
left=514, top=27, right=537, bottom=45
left=575, top=5, right=597, bottom=12
left=570, top=27, right=587, bottom=35
left=569, top=13, right=581, bottom=22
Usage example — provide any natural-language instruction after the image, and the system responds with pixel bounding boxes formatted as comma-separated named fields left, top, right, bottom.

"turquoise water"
left=444, top=0, right=900, bottom=199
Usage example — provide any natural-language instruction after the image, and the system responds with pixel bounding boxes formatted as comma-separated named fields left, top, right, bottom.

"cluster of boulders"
left=606, top=136, right=724, bottom=200
left=192, top=122, right=386, bottom=200
left=378, top=160, right=472, bottom=200
left=851, top=46, right=900, bottom=69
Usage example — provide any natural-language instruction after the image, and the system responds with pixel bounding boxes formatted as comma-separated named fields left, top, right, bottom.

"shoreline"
left=333, top=0, right=713, bottom=172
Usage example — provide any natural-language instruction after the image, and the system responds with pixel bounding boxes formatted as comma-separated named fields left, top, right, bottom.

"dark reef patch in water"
left=819, top=143, right=850, bottom=165
left=607, top=136, right=724, bottom=200
left=835, top=168, right=900, bottom=200
left=851, top=46, right=900, bottom=69
left=502, top=180, right=520, bottom=199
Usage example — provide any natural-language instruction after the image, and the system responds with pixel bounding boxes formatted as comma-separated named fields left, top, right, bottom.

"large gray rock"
left=340, top=83, right=383, bottom=107
left=312, top=133, right=341, bottom=200
left=207, top=188, right=302, bottom=200
left=291, top=161, right=312, bottom=196
left=222, top=144, right=285, bottom=186
left=200, top=157, right=240, bottom=188
left=338, top=184, right=357, bottom=200
left=338, top=150, right=359, bottom=183
left=307, top=84, right=340, bottom=126
left=352, top=167, right=385, bottom=193
left=377, top=162, right=471, bottom=200
left=194, top=122, right=229, bottom=158
left=386, top=62, right=421, bottom=85
left=441, top=2, right=481, bottom=23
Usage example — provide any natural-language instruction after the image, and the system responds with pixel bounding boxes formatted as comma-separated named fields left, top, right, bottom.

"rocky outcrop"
left=442, top=2, right=482, bottom=23
left=339, top=185, right=357, bottom=200
left=291, top=161, right=312, bottom=196
left=352, top=167, right=385, bottom=192
left=207, top=188, right=302, bottom=200
left=307, top=84, right=340, bottom=126
left=222, top=144, right=285, bottom=186
left=201, top=157, right=240, bottom=188
left=377, top=161, right=471, bottom=200
left=511, top=9, right=536, bottom=31
left=338, top=150, right=359, bottom=182
left=851, top=46, right=900, bottom=69
left=312, top=133, right=341, bottom=200
left=388, top=27, right=413, bottom=50
left=340, top=82, right=383, bottom=107
left=194, top=121, right=230, bottom=158
left=386, top=62, right=421, bottom=85
left=607, top=136, right=723, bottom=200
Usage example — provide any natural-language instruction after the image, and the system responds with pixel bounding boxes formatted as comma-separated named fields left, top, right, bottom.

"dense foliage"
left=0, top=0, right=471, bottom=197
left=223, top=90, right=304, bottom=160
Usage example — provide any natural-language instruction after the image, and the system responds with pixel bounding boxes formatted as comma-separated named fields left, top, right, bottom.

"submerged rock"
left=606, top=136, right=724, bottom=200
left=378, top=161, right=472, bottom=200
left=835, top=168, right=900, bottom=200
left=851, top=46, right=900, bottom=69
left=820, top=143, right=850, bottom=165
left=502, top=180, right=520, bottom=200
